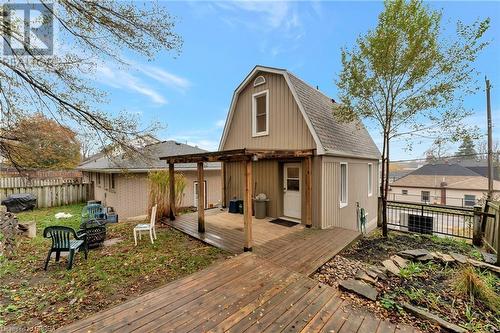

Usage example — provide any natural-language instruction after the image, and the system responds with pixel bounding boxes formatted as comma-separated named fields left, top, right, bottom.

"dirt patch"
left=314, top=231, right=499, bottom=333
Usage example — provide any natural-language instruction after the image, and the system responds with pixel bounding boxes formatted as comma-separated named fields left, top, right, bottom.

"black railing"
left=386, top=200, right=475, bottom=239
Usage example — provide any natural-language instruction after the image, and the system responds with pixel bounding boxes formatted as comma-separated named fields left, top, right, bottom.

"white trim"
left=368, top=163, right=373, bottom=197
left=252, top=89, right=269, bottom=137
left=253, top=75, right=266, bottom=87
left=279, top=216, right=301, bottom=224
left=340, top=162, right=348, bottom=208
left=218, top=66, right=324, bottom=153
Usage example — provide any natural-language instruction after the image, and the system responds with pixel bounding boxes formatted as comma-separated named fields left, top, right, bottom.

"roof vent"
left=331, top=98, right=336, bottom=103
left=254, top=75, right=266, bottom=87
left=175, top=141, right=181, bottom=145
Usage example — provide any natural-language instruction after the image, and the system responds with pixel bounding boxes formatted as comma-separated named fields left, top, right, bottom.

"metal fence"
left=386, top=200, right=476, bottom=239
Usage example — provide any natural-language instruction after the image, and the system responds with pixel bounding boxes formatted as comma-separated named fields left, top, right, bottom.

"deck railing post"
left=197, top=162, right=205, bottom=233
left=169, top=163, right=176, bottom=221
left=472, top=205, right=483, bottom=246
left=377, top=196, right=383, bottom=228
left=244, top=159, right=253, bottom=252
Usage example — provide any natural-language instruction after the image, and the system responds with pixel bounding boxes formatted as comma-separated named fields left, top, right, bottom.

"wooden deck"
left=59, top=253, right=416, bottom=333
left=167, top=210, right=361, bottom=275
left=59, top=211, right=418, bottom=333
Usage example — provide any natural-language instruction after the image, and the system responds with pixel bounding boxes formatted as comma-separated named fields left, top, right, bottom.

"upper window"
left=402, top=189, right=408, bottom=195
left=421, top=191, right=430, bottom=203
left=252, top=90, right=269, bottom=137
left=340, top=162, right=348, bottom=208
left=111, top=174, right=116, bottom=190
left=367, top=163, right=373, bottom=197
left=464, top=195, right=476, bottom=207
left=253, top=75, right=266, bottom=87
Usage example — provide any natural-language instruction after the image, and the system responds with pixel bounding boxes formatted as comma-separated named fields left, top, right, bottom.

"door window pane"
left=287, top=167, right=299, bottom=179
left=287, top=179, right=300, bottom=191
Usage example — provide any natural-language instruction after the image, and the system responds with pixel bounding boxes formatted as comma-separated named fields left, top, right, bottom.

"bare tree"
left=0, top=1, right=182, bottom=169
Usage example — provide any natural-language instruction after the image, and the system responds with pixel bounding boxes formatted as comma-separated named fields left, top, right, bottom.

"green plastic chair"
left=43, top=226, right=88, bottom=270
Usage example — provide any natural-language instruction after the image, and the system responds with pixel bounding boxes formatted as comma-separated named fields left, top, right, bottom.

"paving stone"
left=364, top=268, right=378, bottom=279
left=390, top=255, right=408, bottom=268
left=440, top=253, right=455, bottom=263
left=368, top=266, right=388, bottom=280
left=355, top=269, right=377, bottom=284
left=402, top=303, right=467, bottom=333
left=382, top=259, right=400, bottom=275
left=399, top=249, right=431, bottom=259
left=450, top=252, right=468, bottom=264
left=339, top=279, right=378, bottom=301
left=415, top=254, right=434, bottom=262
left=481, top=252, right=497, bottom=265
left=467, top=258, right=500, bottom=274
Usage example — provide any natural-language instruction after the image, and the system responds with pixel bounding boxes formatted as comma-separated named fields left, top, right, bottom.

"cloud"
left=97, top=64, right=167, bottom=105
left=215, top=1, right=300, bottom=31
left=137, top=65, right=191, bottom=93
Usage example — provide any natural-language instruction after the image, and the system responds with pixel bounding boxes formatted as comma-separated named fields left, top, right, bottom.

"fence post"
left=377, top=196, right=383, bottom=228
left=472, top=205, right=483, bottom=246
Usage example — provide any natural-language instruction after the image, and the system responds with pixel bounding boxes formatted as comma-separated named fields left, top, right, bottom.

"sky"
left=91, top=1, right=500, bottom=161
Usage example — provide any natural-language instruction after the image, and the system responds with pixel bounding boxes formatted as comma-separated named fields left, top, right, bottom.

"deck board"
left=58, top=211, right=417, bottom=333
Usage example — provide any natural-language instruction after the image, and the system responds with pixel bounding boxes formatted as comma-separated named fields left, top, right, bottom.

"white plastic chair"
left=134, top=205, right=157, bottom=246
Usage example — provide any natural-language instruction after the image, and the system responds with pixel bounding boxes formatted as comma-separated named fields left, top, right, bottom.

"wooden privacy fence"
left=0, top=177, right=81, bottom=188
left=0, top=182, right=93, bottom=208
left=481, top=200, right=499, bottom=266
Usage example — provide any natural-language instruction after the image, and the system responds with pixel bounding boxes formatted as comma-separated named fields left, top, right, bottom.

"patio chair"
left=134, top=205, right=157, bottom=246
left=81, top=203, right=107, bottom=224
left=43, top=226, right=88, bottom=270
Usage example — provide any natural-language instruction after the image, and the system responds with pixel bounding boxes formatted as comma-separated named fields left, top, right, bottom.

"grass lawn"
left=0, top=204, right=227, bottom=332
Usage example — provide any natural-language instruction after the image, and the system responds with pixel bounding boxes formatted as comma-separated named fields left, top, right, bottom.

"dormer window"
left=253, top=75, right=266, bottom=87
left=252, top=90, right=269, bottom=137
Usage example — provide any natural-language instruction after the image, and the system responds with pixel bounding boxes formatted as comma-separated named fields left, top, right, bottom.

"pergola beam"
left=160, top=149, right=314, bottom=164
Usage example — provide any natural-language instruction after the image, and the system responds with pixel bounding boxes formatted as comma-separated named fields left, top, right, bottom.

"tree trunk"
left=382, top=135, right=390, bottom=237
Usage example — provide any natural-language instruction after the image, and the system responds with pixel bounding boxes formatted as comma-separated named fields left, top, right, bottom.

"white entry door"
left=193, top=181, right=207, bottom=209
left=283, top=163, right=301, bottom=220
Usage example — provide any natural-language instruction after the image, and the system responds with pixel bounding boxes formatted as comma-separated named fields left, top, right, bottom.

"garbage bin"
left=254, top=199, right=269, bottom=219
left=228, top=199, right=239, bottom=213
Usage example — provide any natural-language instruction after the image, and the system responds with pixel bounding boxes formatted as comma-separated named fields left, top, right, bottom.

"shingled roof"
left=219, top=66, right=380, bottom=160
left=78, top=140, right=221, bottom=172
left=287, top=72, right=380, bottom=159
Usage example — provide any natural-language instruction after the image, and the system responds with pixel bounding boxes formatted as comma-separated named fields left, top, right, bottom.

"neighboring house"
left=165, top=65, right=380, bottom=231
left=78, top=141, right=221, bottom=219
left=390, top=163, right=500, bottom=207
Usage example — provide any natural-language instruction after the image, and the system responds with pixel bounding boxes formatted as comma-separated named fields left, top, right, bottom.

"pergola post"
left=169, top=163, right=176, bottom=221
left=305, top=156, right=312, bottom=228
left=221, top=161, right=226, bottom=208
left=243, top=159, right=253, bottom=251
left=197, top=162, right=205, bottom=233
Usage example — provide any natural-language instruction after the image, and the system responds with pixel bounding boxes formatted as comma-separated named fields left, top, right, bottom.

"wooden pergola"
left=160, top=149, right=314, bottom=252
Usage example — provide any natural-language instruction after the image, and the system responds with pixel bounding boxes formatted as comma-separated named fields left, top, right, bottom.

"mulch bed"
left=313, top=231, right=499, bottom=333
